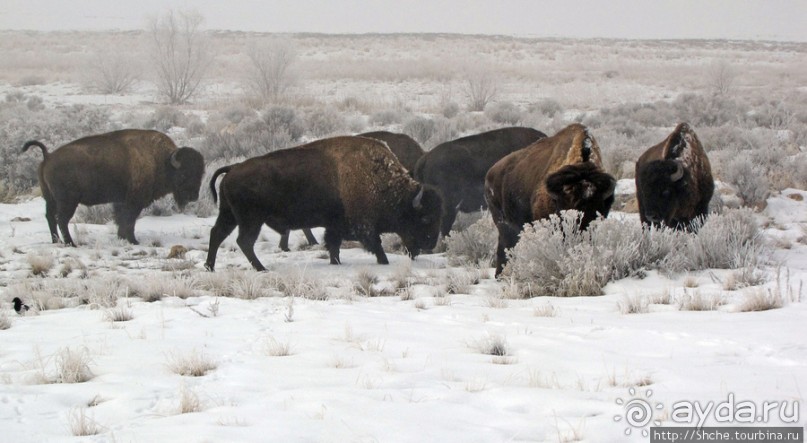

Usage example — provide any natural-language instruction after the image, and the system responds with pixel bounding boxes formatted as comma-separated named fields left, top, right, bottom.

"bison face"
left=398, top=185, right=443, bottom=258
left=637, top=160, right=690, bottom=228
left=546, top=162, right=616, bottom=230
left=169, top=147, right=205, bottom=210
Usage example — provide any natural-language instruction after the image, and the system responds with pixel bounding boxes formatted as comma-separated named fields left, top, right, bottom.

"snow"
left=1, top=190, right=806, bottom=442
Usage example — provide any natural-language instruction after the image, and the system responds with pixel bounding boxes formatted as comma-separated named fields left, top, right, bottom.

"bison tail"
left=209, top=165, right=233, bottom=204
left=21, top=140, right=49, bottom=158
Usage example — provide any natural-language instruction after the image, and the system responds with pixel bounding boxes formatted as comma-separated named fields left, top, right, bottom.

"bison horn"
left=170, top=150, right=182, bottom=169
left=670, top=161, right=684, bottom=182
left=412, top=186, right=424, bottom=209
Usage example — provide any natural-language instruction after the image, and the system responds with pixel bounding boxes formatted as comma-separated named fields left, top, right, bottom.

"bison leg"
left=280, top=228, right=319, bottom=251
left=54, top=200, right=79, bottom=247
left=493, top=221, right=521, bottom=278
left=303, top=228, right=318, bottom=246
left=235, top=221, right=266, bottom=272
left=324, top=228, right=342, bottom=265
left=204, top=208, right=238, bottom=272
left=44, top=197, right=59, bottom=243
left=278, top=229, right=292, bottom=252
left=440, top=203, right=458, bottom=238
left=363, top=233, right=389, bottom=265
left=113, top=203, right=143, bottom=245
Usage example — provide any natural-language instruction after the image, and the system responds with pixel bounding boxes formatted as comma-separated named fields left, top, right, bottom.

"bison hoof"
left=204, top=263, right=214, bottom=272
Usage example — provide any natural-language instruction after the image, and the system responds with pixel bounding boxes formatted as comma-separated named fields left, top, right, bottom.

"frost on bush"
left=505, top=209, right=762, bottom=297
left=305, top=108, right=347, bottom=137
left=722, top=154, right=770, bottom=207
left=201, top=105, right=302, bottom=161
left=484, top=102, right=522, bottom=125
left=403, top=116, right=436, bottom=145
left=445, top=214, right=498, bottom=266
left=528, top=99, right=563, bottom=118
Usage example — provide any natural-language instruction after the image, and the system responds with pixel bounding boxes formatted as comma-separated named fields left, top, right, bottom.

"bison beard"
left=485, top=124, right=616, bottom=277
left=22, top=129, right=205, bottom=246
left=204, top=136, right=443, bottom=272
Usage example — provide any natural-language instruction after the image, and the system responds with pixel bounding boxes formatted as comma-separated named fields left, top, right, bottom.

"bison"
left=413, top=126, right=547, bottom=237
left=204, top=136, right=443, bottom=272
left=23, top=129, right=205, bottom=246
left=635, top=122, right=714, bottom=230
left=277, top=131, right=426, bottom=252
left=485, top=123, right=617, bottom=276
left=359, top=131, right=425, bottom=172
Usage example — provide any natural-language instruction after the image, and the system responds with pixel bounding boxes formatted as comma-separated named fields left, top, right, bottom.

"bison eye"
left=662, top=189, right=671, bottom=198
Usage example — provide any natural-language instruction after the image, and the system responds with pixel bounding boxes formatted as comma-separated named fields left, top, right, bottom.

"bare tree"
left=464, top=70, right=498, bottom=112
left=149, top=10, right=212, bottom=104
left=709, top=60, right=736, bottom=97
left=245, top=39, right=297, bottom=103
left=88, top=51, right=140, bottom=94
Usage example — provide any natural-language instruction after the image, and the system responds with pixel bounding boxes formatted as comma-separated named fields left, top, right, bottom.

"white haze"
left=1, top=0, right=806, bottom=41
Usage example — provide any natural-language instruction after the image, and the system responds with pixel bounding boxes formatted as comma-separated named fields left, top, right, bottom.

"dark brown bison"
left=23, top=129, right=205, bottom=246
left=359, top=131, right=425, bottom=172
left=413, top=126, right=547, bottom=237
left=204, top=136, right=443, bottom=272
left=277, top=131, right=426, bottom=252
left=635, top=122, right=714, bottom=229
left=485, top=123, right=617, bottom=276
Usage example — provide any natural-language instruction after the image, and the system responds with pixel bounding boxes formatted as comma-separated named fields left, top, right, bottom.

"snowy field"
left=0, top=30, right=806, bottom=442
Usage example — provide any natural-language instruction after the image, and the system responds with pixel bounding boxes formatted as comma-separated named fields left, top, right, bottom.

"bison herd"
left=22, top=122, right=714, bottom=277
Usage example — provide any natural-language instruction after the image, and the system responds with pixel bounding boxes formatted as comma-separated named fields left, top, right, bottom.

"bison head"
left=637, top=123, right=706, bottom=229
left=398, top=185, right=443, bottom=259
left=636, top=159, right=691, bottom=228
left=168, top=147, right=205, bottom=210
left=545, top=162, right=616, bottom=230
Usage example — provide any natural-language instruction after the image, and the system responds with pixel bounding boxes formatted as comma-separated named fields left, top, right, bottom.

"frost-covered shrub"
left=485, top=102, right=522, bottom=125
left=201, top=106, right=300, bottom=161
left=262, top=106, right=305, bottom=141
left=505, top=209, right=762, bottom=297
left=721, top=153, right=770, bottom=207
left=528, top=99, right=563, bottom=118
left=305, top=108, right=347, bottom=137
left=403, top=116, right=436, bottom=145
left=370, top=109, right=408, bottom=126
left=685, top=208, right=761, bottom=270
left=144, top=106, right=187, bottom=132
left=425, top=116, right=459, bottom=147
left=672, top=93, right=744, bottom=128
left=445, top=214, right=497, bottom=266
left=441, top=101, right=460, bottom=119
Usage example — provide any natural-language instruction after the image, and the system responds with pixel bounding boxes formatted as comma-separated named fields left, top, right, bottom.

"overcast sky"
left=1, top=0, right=805, bottom=41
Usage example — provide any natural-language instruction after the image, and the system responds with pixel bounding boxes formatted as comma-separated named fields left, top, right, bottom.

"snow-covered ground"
left=0, top=189, right=805, bottom=442
left=0, top=29, right=805, bottom=443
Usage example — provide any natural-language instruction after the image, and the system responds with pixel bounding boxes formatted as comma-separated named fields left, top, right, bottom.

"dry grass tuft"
left=178, top=383, right=202, bottom=414
left=27, top=251, right=54, bottom=277
left=55, top=347, right=94, bottom=384
left=738, top=287, right=784, bottom=312
left=167, top=350, right=217, bottom=377
left=533, top=303, right=558, bottom=317
left=354, top=268, right=380, bottom=297
left=263, top=337, right=293, bottom=357
left=678, top=290, right=725, bottom=311
left=67, top=407, right=101, bottom=436
left=617, top=294, right=649, bottom=314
